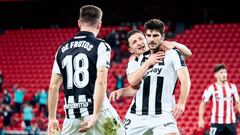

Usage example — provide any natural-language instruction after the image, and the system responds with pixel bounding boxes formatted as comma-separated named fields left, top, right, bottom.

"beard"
left=149, top=43, right=161, bottom=53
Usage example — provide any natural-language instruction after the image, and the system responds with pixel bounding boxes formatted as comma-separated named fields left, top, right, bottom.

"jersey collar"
left=77, top=31, right=95, bottom=37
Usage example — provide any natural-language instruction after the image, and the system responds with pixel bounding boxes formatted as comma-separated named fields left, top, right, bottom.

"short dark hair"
left=126, top=29, right=144, bottom=47
left=79, top=5, right=102, bottom=25
left=144, top=19, right=165, bottom=35
left=214, top=64, right=227, bottom=73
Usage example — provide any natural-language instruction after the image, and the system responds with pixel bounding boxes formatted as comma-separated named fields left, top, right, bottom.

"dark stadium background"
left=0, top=0, right=239, bottom=29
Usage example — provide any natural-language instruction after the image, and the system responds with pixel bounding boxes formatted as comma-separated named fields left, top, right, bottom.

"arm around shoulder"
left=172, top=42, right=192, bottom=58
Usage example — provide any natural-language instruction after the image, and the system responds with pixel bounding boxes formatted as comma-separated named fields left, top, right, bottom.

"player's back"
left=54, top=31, right=111, bottom=118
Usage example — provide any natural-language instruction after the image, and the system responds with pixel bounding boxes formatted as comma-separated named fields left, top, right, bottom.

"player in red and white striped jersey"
left=198, top=64, right=240, bottom=135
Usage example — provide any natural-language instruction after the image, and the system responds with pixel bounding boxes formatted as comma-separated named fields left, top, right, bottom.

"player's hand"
left=109, top=88, right=124, bottom=102
left=172, top=103, right=185, bottom=120
left=47, top=119, right=59, bottom=135
left=146, top=51, right=165, bottom=66
left=161, top=41, right=174, bottom=51
left=198, top=119, right=205, bottom=128
left=79, top=114, right=99, bottom=132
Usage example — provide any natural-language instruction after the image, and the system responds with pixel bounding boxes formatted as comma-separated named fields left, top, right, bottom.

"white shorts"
left=61, top=108, right=126, bottom=135
left=123, top=112, right=179, bottom=135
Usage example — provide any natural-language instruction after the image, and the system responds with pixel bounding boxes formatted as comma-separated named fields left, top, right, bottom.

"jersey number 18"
left=62, top=53, right=89, bottom=89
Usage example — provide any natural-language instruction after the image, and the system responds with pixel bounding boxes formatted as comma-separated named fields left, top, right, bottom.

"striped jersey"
left=52, top=31, right=111, bottom=118
left=202, top=82, right=239, bottom=124
left=126, top=49, right=187, bottom=115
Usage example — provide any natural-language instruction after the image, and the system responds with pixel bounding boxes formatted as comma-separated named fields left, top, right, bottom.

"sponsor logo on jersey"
left=64, top=102, right=89, bottom=109
left=163, top=122, right=175, bottom=127
left=145, top=68, right=162, bottom=76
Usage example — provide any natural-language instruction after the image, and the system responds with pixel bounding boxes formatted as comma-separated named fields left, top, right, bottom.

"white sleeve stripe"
left=171, top=50, right=186, bottom=71
left=52, top=59, right=61, bottom=74
left=96, top=42, right=111, bottom=68
left=232, top=84, right=239, bottom=102
left=202, top=85, right=213, bottom=102
left=175, top=50, right=186, bottom=67
left=126, top=54, right=142, bottom=76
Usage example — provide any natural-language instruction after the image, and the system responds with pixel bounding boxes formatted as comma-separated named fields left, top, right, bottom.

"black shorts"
left=210, top=123, right=236, bottom=135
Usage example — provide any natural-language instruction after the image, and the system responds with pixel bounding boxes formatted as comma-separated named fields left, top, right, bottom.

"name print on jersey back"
left=61, top=40, right=94, bottom=53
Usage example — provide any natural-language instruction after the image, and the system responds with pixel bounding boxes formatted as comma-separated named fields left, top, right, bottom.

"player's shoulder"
left=129, top=54, right=139, bottom=61
left=167, top=48, right=184, bottom=59
left=166, top=48, right=179, bottom=56
left=227, top=82, right=237, bottom=89
left=60, top=35, right=76, bottom=48
left=96, top=37, right=106, bottom=42
left=55, top=39, right=71, bottom=55
left=171, top=48, right=182, bottom=54
left=96, top=38, right=111, bottom=49
left=205, top=83, right=217, bottom=91
left=137, top=50, right=150, bottom=61
left=143, top=50, right=151, bottom=56
left=139, top=50, right=150, bottom=58
left=96, top=38, right=108, bottom=45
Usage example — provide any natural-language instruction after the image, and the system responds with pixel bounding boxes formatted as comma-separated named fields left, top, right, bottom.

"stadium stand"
left=0, top=23, right=240, bottom=134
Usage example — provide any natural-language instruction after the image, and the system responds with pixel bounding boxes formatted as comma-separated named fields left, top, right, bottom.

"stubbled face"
left=145, top=29, right=164, bottom=53
left=215, top=69, right=227, bottom=83
left=128, top=33, right=148, bottom=56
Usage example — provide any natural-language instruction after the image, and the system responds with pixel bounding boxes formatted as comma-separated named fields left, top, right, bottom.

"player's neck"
left=80, top=26, right=98, bottom=37
left=216, top=80, right=227, bottom=86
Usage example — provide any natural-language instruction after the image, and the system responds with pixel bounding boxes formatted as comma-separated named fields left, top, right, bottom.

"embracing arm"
left=109, top=85, right=139, bottom=101
left=172, top=42, right=192, bottom=58
left=128, top=52, right=165, bottom=86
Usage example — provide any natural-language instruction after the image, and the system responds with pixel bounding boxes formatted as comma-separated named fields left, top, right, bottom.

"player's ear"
left=78, top=19, right=81, bottom=30
left=161, top=33, right=165, bottom=41
left=128, top=48, right=133, bottom=54
left=214, top=73, right=218, bottom=79
left=97, top=20, right=102, bottom=30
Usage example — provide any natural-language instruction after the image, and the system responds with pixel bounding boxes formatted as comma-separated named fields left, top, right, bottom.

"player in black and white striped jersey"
left=109, top=29, right=192, bottom=101
left=124, top=19, right=191, bottom=135
left=47, top=5, right=126, bottom=135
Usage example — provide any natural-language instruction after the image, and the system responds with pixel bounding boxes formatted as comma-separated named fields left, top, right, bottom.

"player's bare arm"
left=79, top=66, right=108, bottom=132
left=47, top=73, right=63, bottom=135
left=172, top=68, right=191, bottom=119
left=198, top=101, right=207, bottom=128
left=236, top=101, right=240, bottom=114
left=172, top=42, right=192, bottom=58
left=109, top=85, right=139, bottom=101
left=128, top=51, right=165, bottom=86
left=233, top=86, right=240, bottom=113
left=161, top=41, right=192, bottom=58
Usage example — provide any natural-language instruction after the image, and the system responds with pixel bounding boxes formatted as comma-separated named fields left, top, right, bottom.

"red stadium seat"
left=1, top=24, right=240, bottom=134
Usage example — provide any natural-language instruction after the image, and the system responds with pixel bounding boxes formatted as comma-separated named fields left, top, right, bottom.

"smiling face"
left=128, top=32, right=148, bottom=56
